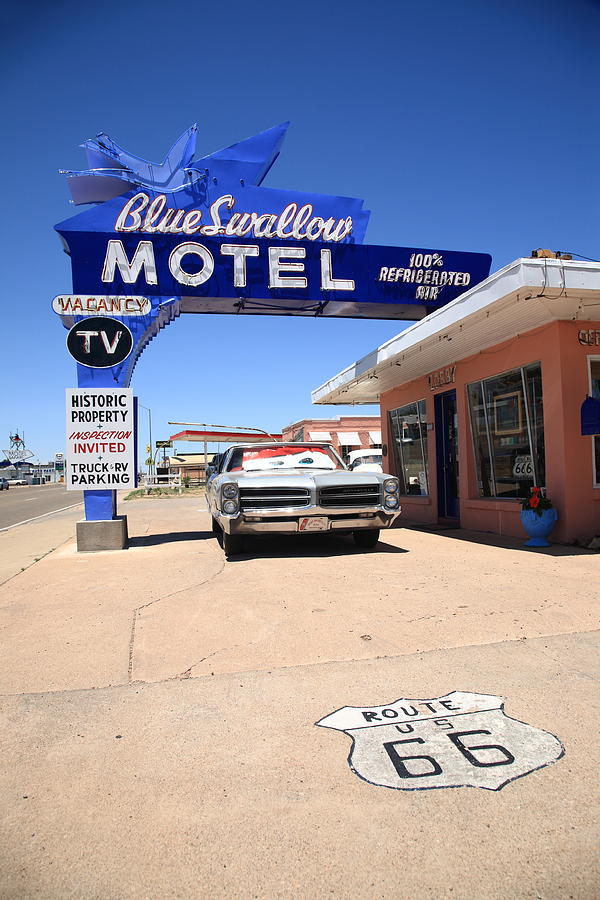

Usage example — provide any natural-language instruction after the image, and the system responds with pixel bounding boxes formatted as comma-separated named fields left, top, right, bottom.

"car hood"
left=219, top=469, right=389, bottom=487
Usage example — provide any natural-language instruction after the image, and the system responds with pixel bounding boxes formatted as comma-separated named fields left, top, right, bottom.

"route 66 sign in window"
left=316, top=692, right=563, bottom=792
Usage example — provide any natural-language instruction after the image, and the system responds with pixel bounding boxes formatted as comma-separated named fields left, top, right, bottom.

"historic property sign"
left=65, top=388, right=136, bottom=490
left=316, top=691, right=563, bottom=791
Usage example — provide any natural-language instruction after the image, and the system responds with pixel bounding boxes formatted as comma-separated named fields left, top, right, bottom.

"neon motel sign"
left=54, top=122, right=492, bottom=519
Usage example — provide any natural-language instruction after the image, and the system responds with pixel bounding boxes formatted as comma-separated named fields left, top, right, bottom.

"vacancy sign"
left=66, top=388, right=136, bottom=490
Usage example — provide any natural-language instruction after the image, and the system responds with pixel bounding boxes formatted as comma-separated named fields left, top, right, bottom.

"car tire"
left=222, top=531, right=244, bottom=558
left=211, top=516, right=220, bottom=534
left=353, top=528, right=380, bottom=549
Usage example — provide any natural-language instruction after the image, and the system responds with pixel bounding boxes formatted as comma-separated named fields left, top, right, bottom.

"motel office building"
left=313, top=258, right=600, bottom=545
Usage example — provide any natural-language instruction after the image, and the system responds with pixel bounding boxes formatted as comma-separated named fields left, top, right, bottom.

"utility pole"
left=138, top=403, right=153, bottom=479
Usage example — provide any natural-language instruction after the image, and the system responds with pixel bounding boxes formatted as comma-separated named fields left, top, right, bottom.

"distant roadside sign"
left=156, top=440, right=172, bottom=448
left=3, top=447, right=34, bottom=463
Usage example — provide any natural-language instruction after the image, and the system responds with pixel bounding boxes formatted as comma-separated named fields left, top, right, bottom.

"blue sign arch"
left=55, top=122, right=492, bottom=525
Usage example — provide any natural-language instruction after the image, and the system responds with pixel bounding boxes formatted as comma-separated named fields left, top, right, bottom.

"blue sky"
left=1, top=0, right=598, bottom=463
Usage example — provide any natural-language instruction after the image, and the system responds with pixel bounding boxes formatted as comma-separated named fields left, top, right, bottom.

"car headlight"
left=222, top=499, right=239, bottom=515
left=384, top=478, right=399, bottom=493
left=384, top=495, right=399, bottom=509
left=222, top=483, right=239, bottom=499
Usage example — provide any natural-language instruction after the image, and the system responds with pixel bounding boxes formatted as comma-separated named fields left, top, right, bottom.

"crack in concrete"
left=127, top=557, right=227, bottom=682
left=180, top=648, right=230, bottom=678
left=178, top=609, right=298, bottom=678
left=0, top=628, right=598, bottom=699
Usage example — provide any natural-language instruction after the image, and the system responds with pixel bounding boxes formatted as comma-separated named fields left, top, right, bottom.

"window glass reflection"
left=468, top=363, right=545, bottom=499
left=389, top=401, right=429, bottom=495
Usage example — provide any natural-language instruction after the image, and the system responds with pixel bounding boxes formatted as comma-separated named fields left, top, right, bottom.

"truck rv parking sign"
left=66, top=389, right=136, bottom=490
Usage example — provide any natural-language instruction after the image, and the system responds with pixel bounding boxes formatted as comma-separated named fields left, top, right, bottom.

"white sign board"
left=317, top=691, right=563, bottom=792
left=66, top=388, right=136, bottom=491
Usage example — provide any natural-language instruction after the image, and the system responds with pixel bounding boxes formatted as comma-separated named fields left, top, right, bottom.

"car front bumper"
left=221, top=507, right=401, bottom=535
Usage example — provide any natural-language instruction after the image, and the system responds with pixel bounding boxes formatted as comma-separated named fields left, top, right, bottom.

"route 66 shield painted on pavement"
left=316, top=691, right=564, bottom=792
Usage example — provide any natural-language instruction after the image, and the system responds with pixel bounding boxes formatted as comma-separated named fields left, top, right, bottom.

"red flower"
left=530, top=495, right=540, bottom=509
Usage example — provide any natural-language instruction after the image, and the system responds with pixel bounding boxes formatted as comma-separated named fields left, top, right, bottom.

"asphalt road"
left=0, top=483, right=82, bottom=529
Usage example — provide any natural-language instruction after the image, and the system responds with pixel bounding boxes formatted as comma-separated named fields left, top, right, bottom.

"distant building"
left=281, top=415, right=381, bottom=463
left=31, top=463, right=58, bottom=482
left=0, top=462, right=59, bottom=483
left=168, top=452, right=215, bottom=484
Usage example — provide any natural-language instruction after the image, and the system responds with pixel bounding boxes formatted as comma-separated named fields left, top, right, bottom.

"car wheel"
left=353, top=528, right=380, bottom=549
left=222, top=531, right=244, bottom=558
left=212, top=516, right=220, bottom=534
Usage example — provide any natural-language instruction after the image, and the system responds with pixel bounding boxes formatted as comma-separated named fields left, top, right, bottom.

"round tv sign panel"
left=66, top=316, right=134, bottom=368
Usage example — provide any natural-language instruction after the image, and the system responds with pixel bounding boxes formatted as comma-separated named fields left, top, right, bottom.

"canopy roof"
left=170, top=429, right=283, bottom=443
left=312, top=258, right=600, bottom=404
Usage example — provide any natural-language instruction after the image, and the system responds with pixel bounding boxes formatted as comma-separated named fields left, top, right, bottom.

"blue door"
left=435, top=390, right=460, bottom=519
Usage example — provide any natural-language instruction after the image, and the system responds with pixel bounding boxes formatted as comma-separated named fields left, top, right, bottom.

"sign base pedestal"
left=76, top=516, right=128, bottom=552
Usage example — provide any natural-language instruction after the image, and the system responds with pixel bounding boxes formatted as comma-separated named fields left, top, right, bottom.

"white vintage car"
left=206, top=442, right=401, bottom=557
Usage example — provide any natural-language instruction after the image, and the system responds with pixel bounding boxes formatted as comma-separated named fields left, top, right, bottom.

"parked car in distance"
left=0, top=477, right=9, bottom=490
left=206, top=442, right=401, bottom=557
left=7, top=478, right=27, bottom=486
left=347, top=448, right=383, bottom=473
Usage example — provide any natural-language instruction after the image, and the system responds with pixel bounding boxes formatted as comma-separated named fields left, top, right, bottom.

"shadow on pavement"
left=129, top=530, right=213, bottom=547
left=398, top=522, right=596, bottom=557
left=226, top=533, right=409, bottom=561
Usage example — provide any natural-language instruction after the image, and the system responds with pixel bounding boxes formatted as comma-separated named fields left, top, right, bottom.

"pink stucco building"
left=281, top=415, right=381, bottom=463
left=313, top=258, right=600, bottom=544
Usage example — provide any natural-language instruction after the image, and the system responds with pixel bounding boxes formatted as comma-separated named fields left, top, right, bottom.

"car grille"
left=319, top=484, right=381, bottom=508
left=239, top=487, right=311, bottom=510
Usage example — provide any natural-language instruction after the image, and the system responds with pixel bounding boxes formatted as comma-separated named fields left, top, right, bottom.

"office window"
left=468, top=363, right=545, bottom=499
left=590, top=358, right=600, bottom=487
left=389, top=400, right=429, bottom=495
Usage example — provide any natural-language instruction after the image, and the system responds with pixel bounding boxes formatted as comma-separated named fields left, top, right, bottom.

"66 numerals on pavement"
left=318, top=692, right=564, bottom=792
left=384, top=722, right=514, bottom=780
left=346, top=709, right=563, bottom=791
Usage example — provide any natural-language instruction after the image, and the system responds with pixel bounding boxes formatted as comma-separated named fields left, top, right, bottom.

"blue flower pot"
left=520, top=507, right=558, bottom=547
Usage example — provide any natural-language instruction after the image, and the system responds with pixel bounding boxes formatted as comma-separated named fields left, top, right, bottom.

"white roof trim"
left=311, top=258, right=600, bottom=405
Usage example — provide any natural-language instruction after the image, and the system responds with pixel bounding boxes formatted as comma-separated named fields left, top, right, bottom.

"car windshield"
left=227, top=444, right=344, bottom=472
left=351, top=454, right=382, bottom=467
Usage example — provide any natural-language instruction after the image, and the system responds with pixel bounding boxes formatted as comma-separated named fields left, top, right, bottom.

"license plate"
left=299, top=516, right=329, bottom=532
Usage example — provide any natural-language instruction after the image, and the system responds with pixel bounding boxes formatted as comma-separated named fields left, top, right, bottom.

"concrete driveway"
left=0, top=497, right=598, bottom=898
